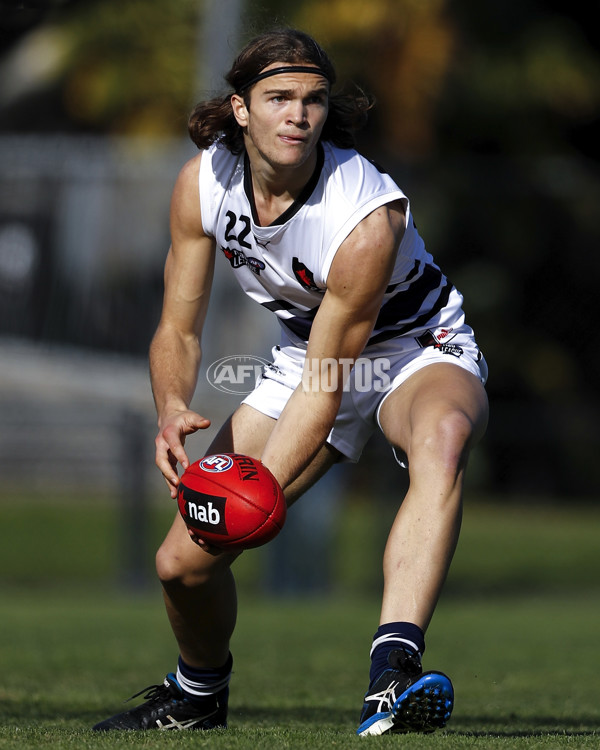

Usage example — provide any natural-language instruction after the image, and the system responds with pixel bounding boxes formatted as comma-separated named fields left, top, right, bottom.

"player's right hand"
left=154, top=409, right=211, bottom=498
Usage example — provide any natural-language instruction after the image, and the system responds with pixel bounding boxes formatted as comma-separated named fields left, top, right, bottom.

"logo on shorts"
left=436, top=343, right=463, bottom=357
left=206, top=355, right=269, bottom=395
left=415, top=329, right=463, bottom=357
left=199, top=454, right=234, bottom=472
left=416, top=328, right=456, bottom=347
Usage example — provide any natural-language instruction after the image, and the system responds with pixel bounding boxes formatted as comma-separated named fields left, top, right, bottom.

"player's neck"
left=246, top=148, right=318, bottom=227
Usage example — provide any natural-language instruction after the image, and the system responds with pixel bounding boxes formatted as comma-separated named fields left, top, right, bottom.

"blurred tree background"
left=0, top=0, right=598, bottom=498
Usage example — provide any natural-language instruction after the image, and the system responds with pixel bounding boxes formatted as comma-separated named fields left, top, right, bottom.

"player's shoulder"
left=197, top=141, right=243, bottom=193
left=175, top=151, right=203, bottom=187
left=321, top=142, right=400, bottom=197
left=322, top=141, right=390, bottom=173
left=177, top=141, right=237, bottom=181
left=170, top=152, right=207, bottom=238
left=170, top=153, right=202, bottom=214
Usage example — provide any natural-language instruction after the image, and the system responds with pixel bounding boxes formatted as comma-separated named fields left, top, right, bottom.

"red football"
left=177, top=453, right=286, bottom=551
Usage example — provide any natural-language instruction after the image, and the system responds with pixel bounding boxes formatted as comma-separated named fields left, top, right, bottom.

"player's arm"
left=261, top=200, right=406, bottom=490
left=150, top=153, right=217, bottom=497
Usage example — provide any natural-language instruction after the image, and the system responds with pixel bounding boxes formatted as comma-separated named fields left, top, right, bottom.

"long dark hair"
left=188, top=28, right=373, bottom=154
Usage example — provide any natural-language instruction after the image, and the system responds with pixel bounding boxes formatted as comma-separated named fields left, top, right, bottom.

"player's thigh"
left=378, top=362, right=489, bottom=458
left=208, top=402, right=341, bottom=504
left=207, top=403, right=277, bottom=458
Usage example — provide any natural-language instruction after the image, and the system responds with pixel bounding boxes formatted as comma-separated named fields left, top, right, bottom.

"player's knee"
left=411, top=409, right=476, bottom=476
left=155, top=543, right=184, bottom=586
left=155, top=539, right=234, bottom=589
left=439, top=408, right=476, bottom=455
left=155, top=543, right=204, bottom=588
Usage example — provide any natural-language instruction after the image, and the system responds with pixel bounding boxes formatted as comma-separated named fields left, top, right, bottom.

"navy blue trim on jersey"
left=273, top=261, right=453, bottom=347
left=384, top=260, right=420, bottom=295
left=368, top=282, right=453, bottom=346
left=375, top=263, right=445, bottom=329
left=244, top=145, right=325, bottom=227
left=262, top=300, right=319, bottom=341
left=261, top=299, right=301, bottom=313
left=280, top=315, right=316, bottom=341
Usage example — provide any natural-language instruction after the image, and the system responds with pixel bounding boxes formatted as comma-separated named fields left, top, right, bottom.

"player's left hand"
left=186, top=528, right=224, bottom=555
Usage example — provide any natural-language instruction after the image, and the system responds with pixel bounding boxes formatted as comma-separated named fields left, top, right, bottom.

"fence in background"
left=1, top=136, right=598, bottom=593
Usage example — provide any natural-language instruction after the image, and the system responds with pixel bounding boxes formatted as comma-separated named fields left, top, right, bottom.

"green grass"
left=1, top=498, right=600, bottom=748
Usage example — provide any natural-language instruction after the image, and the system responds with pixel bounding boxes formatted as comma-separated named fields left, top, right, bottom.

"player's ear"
left=231, top=94, right=249, bottom=127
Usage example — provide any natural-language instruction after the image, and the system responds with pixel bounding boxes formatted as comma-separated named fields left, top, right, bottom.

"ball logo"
left=179, top=484, right=228, bottom=536
left=199, top=454, right=234, bottom=472
left=206, top=355, right=269, bottom=395
left=187, top=499, right=221, bottom=525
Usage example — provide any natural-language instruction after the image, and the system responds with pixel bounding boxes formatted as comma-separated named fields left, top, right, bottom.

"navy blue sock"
left=369, top=622, right=425, bottom=685
left=176, top=653, right=233, bottom=705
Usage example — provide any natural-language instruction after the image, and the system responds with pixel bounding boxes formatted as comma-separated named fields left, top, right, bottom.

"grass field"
left=1, top=497, right=599, bottom=748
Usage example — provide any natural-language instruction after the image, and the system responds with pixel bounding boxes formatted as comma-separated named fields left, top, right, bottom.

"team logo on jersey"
left=292, top=257, right=320, bottom=291
left=221, top=246, right=265, bottom=275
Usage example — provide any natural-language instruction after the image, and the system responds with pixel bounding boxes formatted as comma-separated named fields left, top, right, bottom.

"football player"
left=93, top=27, right=488, bottom=736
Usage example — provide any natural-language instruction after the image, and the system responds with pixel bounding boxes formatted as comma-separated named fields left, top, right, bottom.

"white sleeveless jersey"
left=199, top=141, right=455, bottom=349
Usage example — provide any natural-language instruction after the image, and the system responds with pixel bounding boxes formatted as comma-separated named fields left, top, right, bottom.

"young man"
left=93, top=28, right=488, bottom=736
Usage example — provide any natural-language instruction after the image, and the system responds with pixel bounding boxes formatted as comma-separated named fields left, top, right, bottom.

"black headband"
left=236, top=65, right=331, bottom=94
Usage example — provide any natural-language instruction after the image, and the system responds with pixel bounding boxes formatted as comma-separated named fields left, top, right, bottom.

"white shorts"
left=243, top=296, right=488, bottom=464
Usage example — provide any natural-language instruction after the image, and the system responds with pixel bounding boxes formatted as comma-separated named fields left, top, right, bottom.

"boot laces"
left=126, top=678, right=179, bottom=705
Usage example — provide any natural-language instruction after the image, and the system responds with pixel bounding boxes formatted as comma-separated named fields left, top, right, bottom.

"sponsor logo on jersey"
left=221, top=246, right=265, bottom=275
left=254, top=236, right=271, bottom=251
